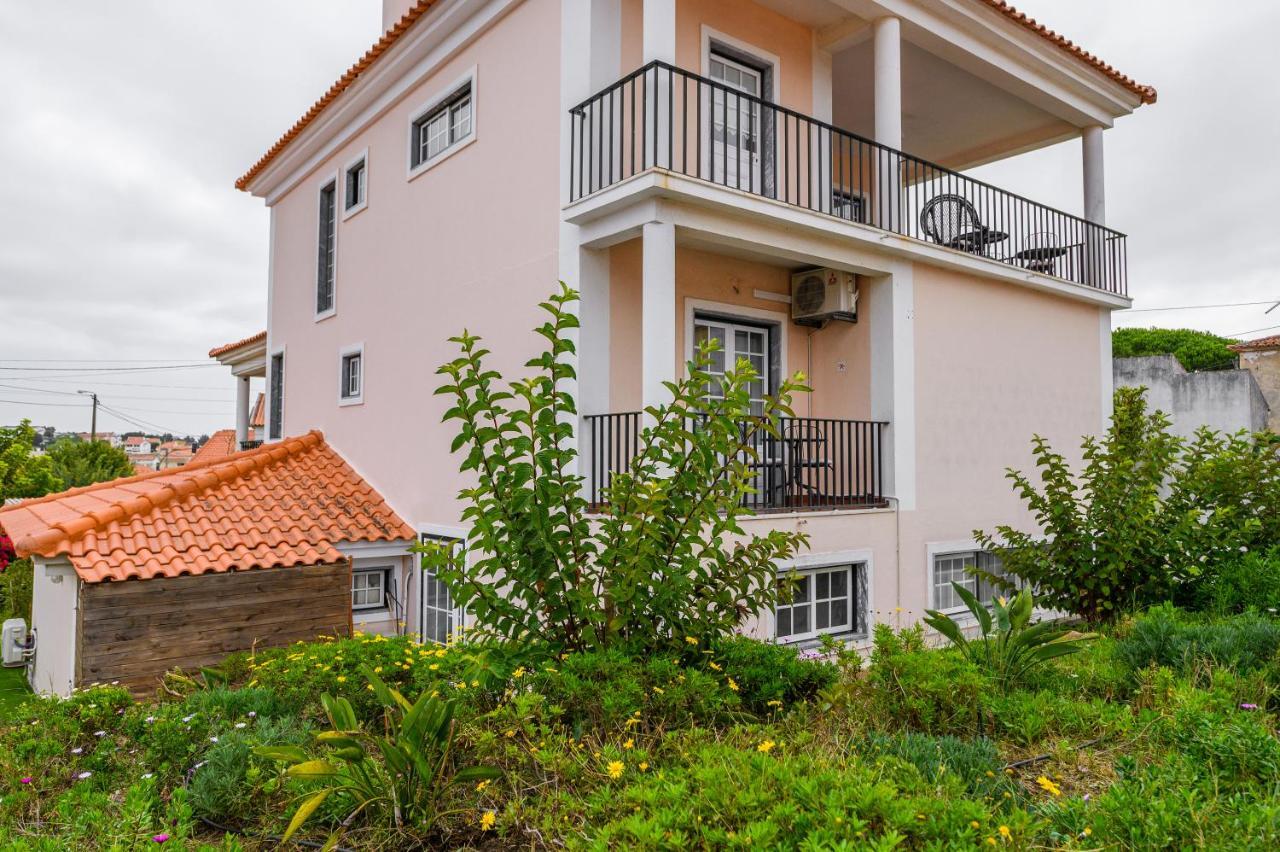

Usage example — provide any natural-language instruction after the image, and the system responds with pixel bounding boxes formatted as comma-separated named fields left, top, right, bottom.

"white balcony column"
left=643, top=0, right=675, bottom=170
left=868, top=264, right=916, bottom=510
left=812, top=40, right=833, bottom=213
left=641, top=220, right=677, bottom=417
left=873, top=16, right=903, bottom=231
left=1081, top=125, right=1106, bottom=286
left=234, top=375, right=251, bottom=447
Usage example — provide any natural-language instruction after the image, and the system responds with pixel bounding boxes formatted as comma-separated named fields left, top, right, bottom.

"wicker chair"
left=920, top=194, right=1001, bottom=255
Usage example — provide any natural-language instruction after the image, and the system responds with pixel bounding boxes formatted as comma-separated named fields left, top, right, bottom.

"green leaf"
left=282, top=789, right=331, bottom=843
left=253, top=745, right=307, bottom=764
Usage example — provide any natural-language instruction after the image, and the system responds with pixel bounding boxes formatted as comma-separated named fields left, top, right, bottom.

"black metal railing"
left=239, top=440, right=264, bottom=451
left=583, top=412, right=887, bottom=512
left=569, top=61, right=1127, bottom=296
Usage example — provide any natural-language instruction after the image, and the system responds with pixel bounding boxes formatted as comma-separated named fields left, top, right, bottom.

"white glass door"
left=709, top=53, right=762, bottom=191
left=418, top=534, right=464, bottom=645
left=693, top=317, right=769, bottom=416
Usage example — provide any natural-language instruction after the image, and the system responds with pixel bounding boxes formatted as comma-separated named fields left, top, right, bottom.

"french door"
left=709, top=53, right=763, bottom=191
left=417, top=533, right=465, bottom=645
left=693, top=316, right=770, bottom=417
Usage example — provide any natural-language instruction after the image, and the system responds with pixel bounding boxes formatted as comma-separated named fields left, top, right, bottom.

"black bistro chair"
left=920, top=194, right=1008, bottom=257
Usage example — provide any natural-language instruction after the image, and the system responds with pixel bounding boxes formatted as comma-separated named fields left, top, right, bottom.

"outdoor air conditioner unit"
left=790, top=268, right=858, bottom=326
left=2, top=618, right=28, bottom=667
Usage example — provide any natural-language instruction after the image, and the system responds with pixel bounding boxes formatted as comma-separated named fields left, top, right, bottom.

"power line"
left=1227, top=324, right=1280, bottom=338
left=0, top=397, right=89, bottom=408
left=0, top=358, right=211, bottom=363
left=1120, top=300, right=1280, bottom=313
left=0, top=364, right=217, bottom=374
left=0, top=384, right=232, bottom=403
left=0, top=375, right=240, bottom=391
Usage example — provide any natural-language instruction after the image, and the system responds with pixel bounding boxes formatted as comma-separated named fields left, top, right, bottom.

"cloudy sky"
left=1, top=1, right=1277, bottom=436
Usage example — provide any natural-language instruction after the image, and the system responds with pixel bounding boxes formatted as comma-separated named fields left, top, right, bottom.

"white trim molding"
left=771, top=548, right=875, bottom=646
left=682, top=297, right=790, bottom=381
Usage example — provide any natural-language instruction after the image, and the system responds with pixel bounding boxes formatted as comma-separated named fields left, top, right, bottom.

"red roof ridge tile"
left=209, top=330, right=267, bottom=358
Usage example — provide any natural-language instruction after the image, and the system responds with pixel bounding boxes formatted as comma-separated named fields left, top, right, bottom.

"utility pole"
left=77, top=390, right=98, bottom=442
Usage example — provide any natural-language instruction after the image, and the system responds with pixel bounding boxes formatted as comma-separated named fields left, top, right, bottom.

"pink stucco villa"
left=210, top=0, right=1153, bottom=648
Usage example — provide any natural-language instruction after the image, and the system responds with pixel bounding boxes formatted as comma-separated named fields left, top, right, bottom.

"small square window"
left=352, top=569, right=388, bottom=611
left=345, top=158, right=366, bottom=212
left=340, top=349, right=362, bottom=402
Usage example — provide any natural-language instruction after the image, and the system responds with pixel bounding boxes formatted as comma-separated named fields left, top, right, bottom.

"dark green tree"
left=46, top=438, right=136, bottom=489
left=0, top=420, right=61, bottom=501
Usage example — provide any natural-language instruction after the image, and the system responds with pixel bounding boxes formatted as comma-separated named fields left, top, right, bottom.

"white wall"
left=29, top=557, right=79, bottom=697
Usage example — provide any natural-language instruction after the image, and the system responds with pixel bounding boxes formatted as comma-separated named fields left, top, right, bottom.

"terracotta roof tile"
left=249, top=392, right=266, bottom=429
left=209, top=330, right=267, bottom=358
left=980, top=1, right=1156, bottom=104
left=0, top=432, right=414, bottom=583
left=236, top=1, right=1152, bottom=193
left=1229, top=335, right=1280, bottom=353
left=236, top=1, right=440, bottom=191
left=191, top=430, right=239, bottom=464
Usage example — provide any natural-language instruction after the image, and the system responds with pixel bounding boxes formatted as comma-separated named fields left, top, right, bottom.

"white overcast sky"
left=1, top=1, right=1277, bottom=436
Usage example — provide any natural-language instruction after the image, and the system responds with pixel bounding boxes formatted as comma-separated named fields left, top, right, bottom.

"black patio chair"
left=920, top=194, right=1007, bottom=256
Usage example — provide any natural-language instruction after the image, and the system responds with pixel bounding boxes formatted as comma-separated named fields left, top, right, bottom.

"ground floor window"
left=931, top=550, right=1014, bottom=611
left=775, top=562, right=867, bottom=644
left=352, top=567, right=390, bottom=611
left=420, top=533, right=462, bottom=645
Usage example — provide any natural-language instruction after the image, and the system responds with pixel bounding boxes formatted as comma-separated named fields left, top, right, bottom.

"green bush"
left=866, top=624, right=988, bottom=736
left=702, top=635, right=837, bottom=715
left=985, top=690, right=1134, bottom=746
left=189, top=715, right=311, bottom=824
left=1113, top=327, right=1240, bottom=372
left=1117, top=606, right=1280, bottom=679
left=1186, top=547, right=1280, bottom=616
left=860, top=732, right=1015, bottom=798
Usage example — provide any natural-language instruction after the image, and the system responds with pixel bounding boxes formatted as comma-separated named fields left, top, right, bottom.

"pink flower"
left=152, top=834, right=170, bottom=844
left=19, top=777, right=31, bottom=785
left=1240, top=703, right=1260, bottom=711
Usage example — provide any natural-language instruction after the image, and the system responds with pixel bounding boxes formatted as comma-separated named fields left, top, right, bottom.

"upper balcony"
left=569, top=60, right=1127, bottom=297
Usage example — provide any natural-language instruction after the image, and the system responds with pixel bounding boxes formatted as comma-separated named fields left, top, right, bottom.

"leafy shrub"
left=1185, top=547, right=1280, bottom=616
left=985, top=690, right=1134, bottom=746
left=924, top=583, right=1094, bottom=687
left=866, top=624, right=988, bottom=736
left=702, top=635, right=836, bottom=715
left=1158, top=707, right=1280, bottom=789
left=860, top=732, right=1014, bottom=798
left=1116, top=606, right=1280, bottom=679
left=189, top=715, right=311, bottom=824
left=1113, top=327, right=1240, bottom=372
left=0, top=555, right=33, bottom=622
left=421, top=285, right=808, bottom=654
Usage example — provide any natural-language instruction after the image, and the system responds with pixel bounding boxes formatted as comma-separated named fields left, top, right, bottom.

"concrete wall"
left=1114, top=355, right=1269, bottom=439
left=1237, top=349, right=1280, bottom=433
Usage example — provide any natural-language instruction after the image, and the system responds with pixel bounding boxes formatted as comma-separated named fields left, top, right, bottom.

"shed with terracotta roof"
left=0, top=433, right=415, bottom=696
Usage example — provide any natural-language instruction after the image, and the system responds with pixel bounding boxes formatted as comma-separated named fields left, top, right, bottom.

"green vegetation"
left=1113, top=326, right=1241, bottom=372
left=418, top=284, right=809, bottom=654
left=0, top=420, right=60, bottom=502
left=44, top=438, right=135, bottom=489
left=977, top=387, right=1280, bottom=622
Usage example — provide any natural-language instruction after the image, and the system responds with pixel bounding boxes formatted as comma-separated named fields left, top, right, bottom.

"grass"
left=0, top=665, right=30, bottom=721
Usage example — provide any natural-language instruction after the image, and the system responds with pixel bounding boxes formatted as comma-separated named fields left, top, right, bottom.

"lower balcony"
left=583, top=412, right=888, bottom=513
left=569, top=61, right=1127, bottom=297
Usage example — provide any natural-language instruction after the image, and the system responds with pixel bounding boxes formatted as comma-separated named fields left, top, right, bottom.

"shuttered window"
left=316, top=181, right=336, bottom=314
left=269, top=352, right=284, bottom=440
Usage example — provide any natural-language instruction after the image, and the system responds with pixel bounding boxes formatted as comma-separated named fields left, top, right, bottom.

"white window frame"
left=406, top=68, right=478, bottom=183
left=417, top=525, right=468, bottom=645
left=338, top=343, right=365, bottom=407
left=352, top=566, right=391, bottom=611
left=315, top=172, right=339, bottom=321
left=698, top=28, right=780, bottom=188
left=342, top=148, right=369, bottom=220
left=772, top=549, right=872, bottom=646
left=927, top=539, right=1015, bottom=616
left=683, top=298, right=787, bottom=381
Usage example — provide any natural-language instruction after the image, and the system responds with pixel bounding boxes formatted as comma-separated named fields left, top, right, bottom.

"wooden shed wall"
left=77, top=561, right=352, bottom=695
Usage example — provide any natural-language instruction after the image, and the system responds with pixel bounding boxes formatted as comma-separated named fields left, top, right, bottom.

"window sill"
left=777, top=629, right=868, bottom=651
left=406, top=134, right=476, bottom=184
left=338, top=395, right=364, bottom=408
left=315, top=308, right=336, bottom=323
left=342, top=200, right=368, bottom=222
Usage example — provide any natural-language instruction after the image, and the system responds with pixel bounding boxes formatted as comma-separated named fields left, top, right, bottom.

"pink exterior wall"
left=268, top=0, right=561, bottom=532
left=620, top=0, right=814, bottom=114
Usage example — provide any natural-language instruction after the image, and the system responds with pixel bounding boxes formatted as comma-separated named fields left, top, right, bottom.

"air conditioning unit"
left=1, top=619, right=28, bottom=667
left=790, top=268, right=858, bottom=326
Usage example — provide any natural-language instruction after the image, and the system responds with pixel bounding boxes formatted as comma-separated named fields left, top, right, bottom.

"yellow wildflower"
left=757, top=740, right=775, bottom=753
left=970, top=821, right=980, bottom=829
left=766, top=700, right=783, bottom=708
left=1036, top=776, right=1062, bottom=797
left=480, top=811, right=496, bottom=831
left=607, top=761, right=624, bottom=779
left=336, top=676, right=347, bottom=683
left=1083, top=828, right=1092, bottom=837
left=727, top=677, right=739, bottom=692
left=512, top=667, right=526, bottom=679
left=623, top=738, right=634, bottom=750
left=684, top=636, right=698, bottom=645
left=429, top=664, right=440, bottom=671
left=476, top=779, right=490, bottom=792
left=505, top=729, right=516, bottom=738
left=708, top=661, right=722, bottom=671
left=638, top=761, right=649, bottom=771
left=998, top=826, right=1011, bottom=840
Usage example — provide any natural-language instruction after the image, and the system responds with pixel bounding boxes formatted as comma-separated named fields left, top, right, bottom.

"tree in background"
left=1112, top=327, right=1240, bottom=372
left=0, top=420, right=60, bottom=502
left=45, top=438, right=135, bottom=489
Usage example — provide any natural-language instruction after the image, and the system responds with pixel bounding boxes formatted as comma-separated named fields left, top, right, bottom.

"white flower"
left=76, top=771, right=92, bottom=780
left=247, top=711, right=256, bottom=718
left=144, top=716, right=156, bottom=724
left=234, top=722, right=247, bottom=729
left=141, top=773, right=153, bottom=779
left=181, top=714, right=195, bottom=723
left=71, top=747, right=83, bottom=755
left=209, top=737, right=218, bottom=743
left=93, top=730, right=106, bottom=738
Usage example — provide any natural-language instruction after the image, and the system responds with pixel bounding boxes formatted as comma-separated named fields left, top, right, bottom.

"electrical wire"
left=0, top=364, right=217, bottom=373
left=1119, top=300, right=1279, bottom=313
left=1227, top=324, right=1280, bottom=338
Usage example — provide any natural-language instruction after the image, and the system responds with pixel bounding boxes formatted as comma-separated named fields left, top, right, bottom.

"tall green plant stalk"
left=417, top=284, right=810, bottom=654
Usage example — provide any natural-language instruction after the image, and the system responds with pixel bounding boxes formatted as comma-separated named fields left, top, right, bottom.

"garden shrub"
left=1112, top=327, right=1240, bottom=372
left=985, top=690, right=1134, bottom=746
left=1157, top=707, right=1280, bottom=789
left=1185, top=547, right=1280, bottom=616
left=188, top=715, right=311, bottom=824
left=860, top=732, right=1014, bottom=798
left=702, top=635, right=837, bottom=715
left=866, top=624, right=988, bottom=736
left=1117, top=605, right=1280, bottom=679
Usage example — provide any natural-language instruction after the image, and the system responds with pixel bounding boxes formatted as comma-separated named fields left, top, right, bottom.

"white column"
left=873, top=17, right=903, bottom=231
left=643, top=0, right=675, bottom=64
left=1082, top=125, right=1106, bottom=286
left=235, top=375, right=251, bottom=447
left=868, top=265, right=916, bottom=510
left=812, top=42, right=833, bottom=213
left=642, top=220, right=677, bottom=414
left=1082, top=125, right=1106, bottom=225
left=1098, top=307, right=1114, bottom=433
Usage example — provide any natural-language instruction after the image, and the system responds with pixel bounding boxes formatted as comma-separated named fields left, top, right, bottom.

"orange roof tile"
left=249, top=392, right=266, bottom=429
left=981, top=1, right=1156, bottom=104
left=209, top=330, right=267, bottom=358
left=0, top=432, right=414, bottom=583
left=1229, top=335, right=1280, bottom=353
left=236, top=1, right=440, bottom=191
left=236, top=1, right=1152, bottom=193
left=191, top=430, right=239, bottom=464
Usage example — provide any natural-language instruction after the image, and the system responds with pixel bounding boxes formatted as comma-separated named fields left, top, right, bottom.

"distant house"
left=123, top=436, right=153, bottom=455
left=191, top=430, right=238, bottom=463
left=1230, top=336, right=1280, bottom=432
